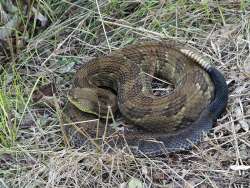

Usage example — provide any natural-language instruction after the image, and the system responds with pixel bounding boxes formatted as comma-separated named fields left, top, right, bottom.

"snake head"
left=68, top=87, right=118, bottom=118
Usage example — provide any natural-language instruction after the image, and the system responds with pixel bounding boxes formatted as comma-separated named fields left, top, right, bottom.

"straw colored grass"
left=0, top=1, right=249, bottom=187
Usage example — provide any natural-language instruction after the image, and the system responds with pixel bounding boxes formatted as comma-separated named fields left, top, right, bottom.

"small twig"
left=143, top=72, right=173, bottom=85
left=95, top=0, right=111, bottom=52
left=102, top=20, right=165, bottom=38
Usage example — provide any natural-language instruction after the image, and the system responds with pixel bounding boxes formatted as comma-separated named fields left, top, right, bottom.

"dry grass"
left=0, top=0, right=250, bottom=187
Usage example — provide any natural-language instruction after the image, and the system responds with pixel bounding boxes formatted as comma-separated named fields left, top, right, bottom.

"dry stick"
left=202, top=132, right=248, bottom=156
left=143, top=72, right=173, bottom=85
left=72, top=36, right=108, bottom=54
left=200, top=23, right=217, bottom=51
left=175, top=4, right=178, bottom=38
left=53, top=95, right=70, bottom=147
left=96, top=101, right=102, bottom=140
left=107, top=105, right=116, bottom=125
left=236, top=39, right=250, bottom=78
left=60, top=103, right=101, bottom=149
left=230, top=114, right=243, bottom=176
left=94, top=102, right=117, bottom=150
left=202, top=172, right=219, bottom=188
left=103, top=106, right=137, bottom=157
left=230, top=93, right=250, bottom=97
left=103, top=105, right=110, bottom=139
left=214, top=114, right=250, bottom=132
left=59, top=119, right=99, bottom=127
left=102, top=20, right=165, bottom=38
left=147, top=158, right=193, bottom=188
left=65, top=116, right=102, bottom=150
left=239, top=138, right=250, bottom=147
left=18, top=76, right=41, bottom=127
left=95, top=0, right=111, bottom=52
left=103, top=105, right=117, bottom=143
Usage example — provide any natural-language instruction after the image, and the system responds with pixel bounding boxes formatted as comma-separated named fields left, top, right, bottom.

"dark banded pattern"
left=64, top=40, right=228, bottom=157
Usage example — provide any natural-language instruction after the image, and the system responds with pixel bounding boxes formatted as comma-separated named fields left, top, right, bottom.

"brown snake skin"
left=63, top=40, right=228, bottom=157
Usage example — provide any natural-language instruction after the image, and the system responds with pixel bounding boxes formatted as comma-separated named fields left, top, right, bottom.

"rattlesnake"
left=63, top=40, right=228, bottom=156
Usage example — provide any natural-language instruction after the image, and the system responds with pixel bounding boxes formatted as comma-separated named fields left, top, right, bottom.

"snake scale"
left=63, top=40, right=228, bottom=157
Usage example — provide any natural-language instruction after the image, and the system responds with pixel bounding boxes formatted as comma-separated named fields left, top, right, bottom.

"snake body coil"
left=64, top=40, right=228, bottom=156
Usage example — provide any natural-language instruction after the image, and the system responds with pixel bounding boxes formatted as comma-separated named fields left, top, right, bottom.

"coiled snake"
left=63, top=40, right=228, bottom=156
